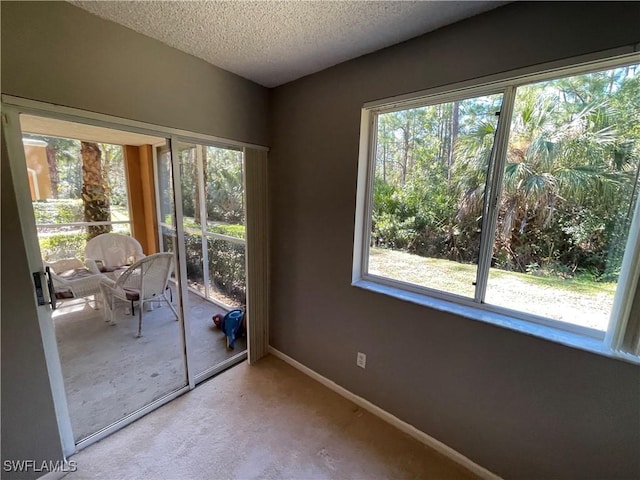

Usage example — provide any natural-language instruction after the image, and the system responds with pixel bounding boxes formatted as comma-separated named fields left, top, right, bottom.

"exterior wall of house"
left=23, top=140, right=52, bottom=200
left=269, top=2, right=640, bottom=479
left=1, top=1, right=269, bottom=474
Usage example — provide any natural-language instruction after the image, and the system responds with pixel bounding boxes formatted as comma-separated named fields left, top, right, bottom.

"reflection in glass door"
left=18, top=114, right=188, bottom=444
left=166, top=141, right=247, bottom=378
left=156, top=145, right=177, bottom=254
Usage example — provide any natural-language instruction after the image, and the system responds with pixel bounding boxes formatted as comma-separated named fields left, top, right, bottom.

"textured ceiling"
left=69, top=1, right=506, bottom=88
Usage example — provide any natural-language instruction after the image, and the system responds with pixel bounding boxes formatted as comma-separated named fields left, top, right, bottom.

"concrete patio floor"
left=53, top=288, right=246, bottom=442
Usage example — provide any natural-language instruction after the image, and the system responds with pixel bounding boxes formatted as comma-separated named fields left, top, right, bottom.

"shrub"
left=207, top=237, right=246, bottom=304
left=182, top=231, right=246, bottom=305
left=210, top=224, right=245, bottom=239
left=33, top=199, right=84, bottom=225
left=39, top=232, right=87, bottom=261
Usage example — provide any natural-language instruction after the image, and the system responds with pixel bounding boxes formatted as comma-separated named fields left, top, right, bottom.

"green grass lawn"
left=368, top=247, right=616, bottom=331
left=110, top=205, right=130, bottom=222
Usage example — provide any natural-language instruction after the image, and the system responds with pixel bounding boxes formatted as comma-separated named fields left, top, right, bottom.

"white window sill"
left=353, top=279, right=640, bottom=366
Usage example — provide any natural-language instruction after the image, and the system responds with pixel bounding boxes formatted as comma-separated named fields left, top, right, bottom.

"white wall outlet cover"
left=357, top=352, right=367, bottom=368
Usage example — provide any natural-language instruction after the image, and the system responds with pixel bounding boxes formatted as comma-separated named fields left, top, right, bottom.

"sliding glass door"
left=3, top=96, right=266, bottom=454
left=165, top=141, right=247, bottom=379
left=9, top=113, right=189, bottom=446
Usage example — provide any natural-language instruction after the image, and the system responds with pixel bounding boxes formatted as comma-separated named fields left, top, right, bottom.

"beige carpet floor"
left=64, top=355, right=478, bottom=480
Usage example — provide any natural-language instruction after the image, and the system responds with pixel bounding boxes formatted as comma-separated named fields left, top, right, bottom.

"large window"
left=355, top=55, right=640, bottom=356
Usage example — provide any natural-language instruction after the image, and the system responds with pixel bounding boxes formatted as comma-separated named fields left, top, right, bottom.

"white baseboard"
left=268, top=346, right=501, bottom=480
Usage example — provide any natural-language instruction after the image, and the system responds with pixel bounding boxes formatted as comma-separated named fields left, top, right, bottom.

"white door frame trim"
left=2, top=107, right=76, bottom=457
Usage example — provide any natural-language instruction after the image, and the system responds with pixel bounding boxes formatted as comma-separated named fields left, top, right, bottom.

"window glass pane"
left=177, top=143, right=205, bottom=292
left=184, top=231, right=205, bottom=293
left=176, top=141, right=247, bottom=309
left=205, top=146, right=245, bottom=239
left=161, top=225, right=176, bottom=254
left=23, top=133, right=130, bottom=260
left=486, top=64, right=640, bottom=331
left=203, top=146, right=246, bottom=306
left=178, top=143, right=200, bottom=229
left=367, top=93, right=503, bottom=298
left=207, top=237, right=246, bottom=307
left=156, top=145, right=174, bottom=227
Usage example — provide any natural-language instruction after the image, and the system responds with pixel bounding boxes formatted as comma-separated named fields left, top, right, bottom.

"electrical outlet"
left=356, top=352, right=367, bottom=369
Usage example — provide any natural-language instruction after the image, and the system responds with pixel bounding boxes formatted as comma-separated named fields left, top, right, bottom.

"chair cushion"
left=99, top=263, right=131, bottom=273
left=58, top=268, right=95, bottom=280
left=54, top=288, right=75, bottom=299
left=123, top=288, right=140, bottom=301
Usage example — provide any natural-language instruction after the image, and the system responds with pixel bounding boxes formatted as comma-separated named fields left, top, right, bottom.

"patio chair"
left=85, top=233, right=145, bottom=275
left=44, top=258, right=108, bottom=308
left=100, top=252, right=178, bottom=337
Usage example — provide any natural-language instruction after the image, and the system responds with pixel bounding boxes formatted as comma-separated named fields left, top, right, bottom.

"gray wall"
left=1, top=1, right=269, bottom=146
left=0, top=0, right=268, bottom=475
left=269, top=2, right=640, bottom=479
left=2, top=1, right=639, bottom=478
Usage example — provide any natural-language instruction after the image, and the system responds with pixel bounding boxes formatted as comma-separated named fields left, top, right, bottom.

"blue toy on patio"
left=212, top=309, right=245, bottom=349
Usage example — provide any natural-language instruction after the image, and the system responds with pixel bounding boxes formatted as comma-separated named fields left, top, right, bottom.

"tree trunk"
left=193, top=147, right=201, bottom=224
left=402, top=132, right=409, bottom=185
left=437, top=104, right=449, bottom=163
left=45, top=145, right=59, bottom=199
left=447, top=101, right=460, bottom=183
left=382, top=143, right=387, bottom=182
left=201, top=145, right=208, bottom=226
left=381, top=121, right=387, bottom=182
left=102, top=144, right=111, bottom=200
left=407, top=111, right=415, bottom=177
left=401, top=124, right=410, bottom=185
left=81, top=142, right=111, bottom=239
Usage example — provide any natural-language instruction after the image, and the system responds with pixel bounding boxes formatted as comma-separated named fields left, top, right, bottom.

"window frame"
left=353, top=50, right=640, bottom=357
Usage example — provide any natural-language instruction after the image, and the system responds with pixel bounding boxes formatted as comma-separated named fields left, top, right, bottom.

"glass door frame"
left=167, top=137, right=248, bottom=384
left=1, top=94, right=266, bottom=453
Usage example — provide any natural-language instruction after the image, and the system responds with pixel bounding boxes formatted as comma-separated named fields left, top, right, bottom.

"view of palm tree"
left=28, top=136, right=130, bottom=260
left=369, top=63, right=640, bottom=330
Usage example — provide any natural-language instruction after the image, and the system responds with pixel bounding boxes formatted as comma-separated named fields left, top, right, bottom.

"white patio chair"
left=100, top=253, right=178, bottom=337
left=85, top=233, right=145, bottom=275
left=44, top=258, right=108, bottom=308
